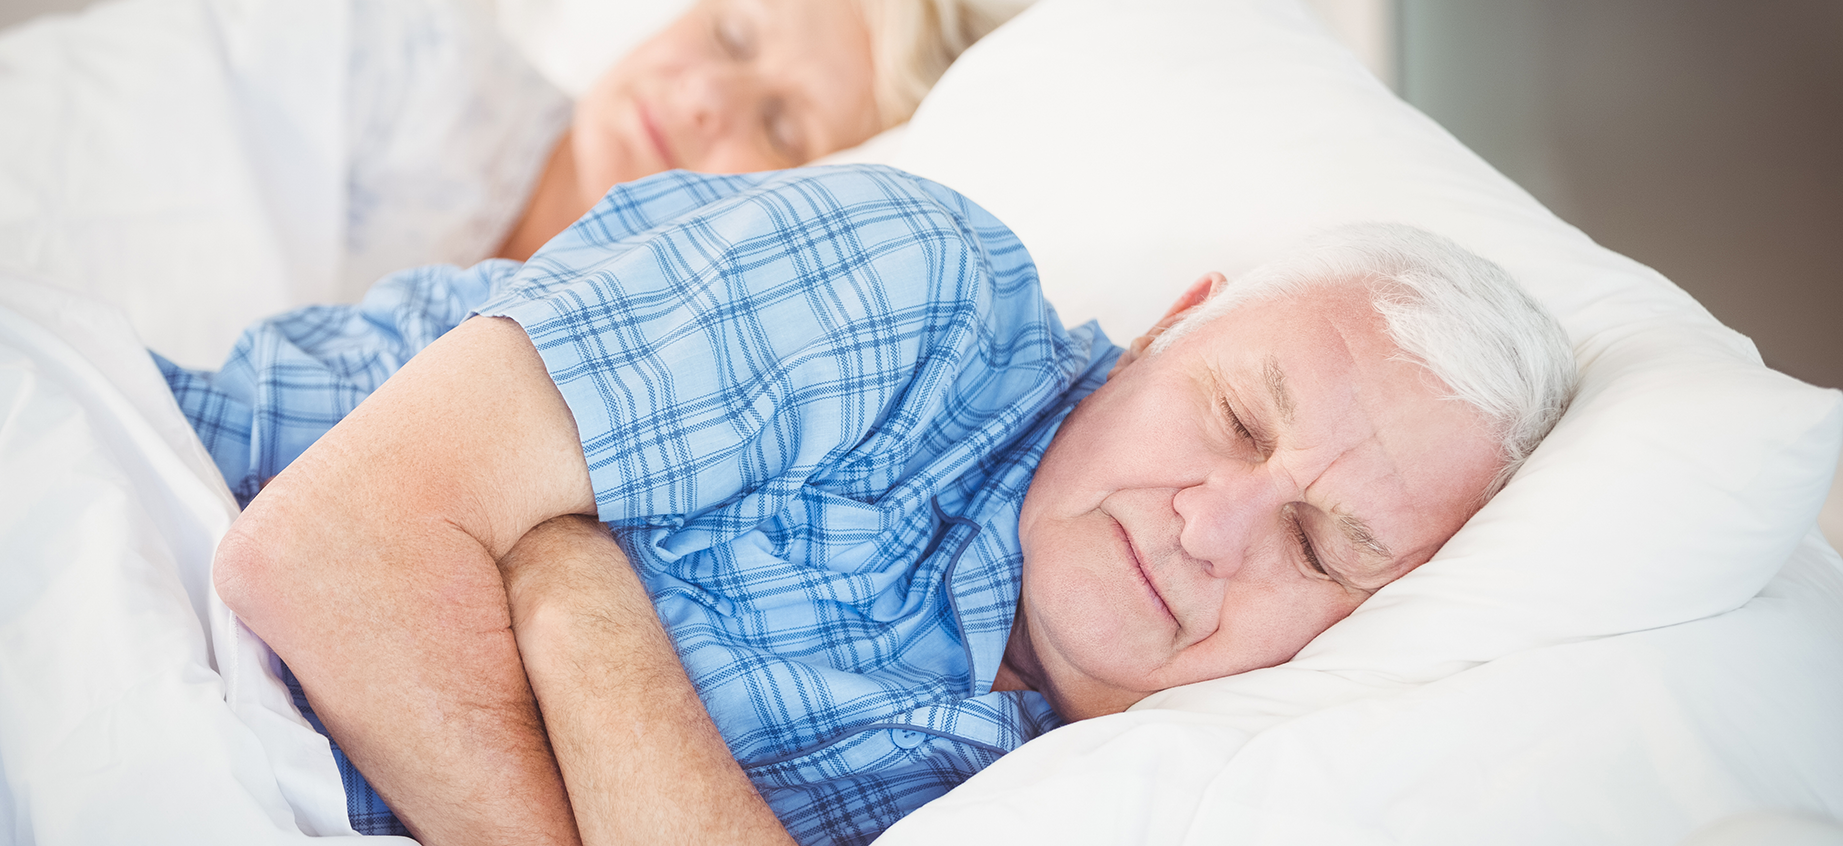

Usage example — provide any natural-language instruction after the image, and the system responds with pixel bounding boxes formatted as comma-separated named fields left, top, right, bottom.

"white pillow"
left=878, top=0, right=1842, bottom=722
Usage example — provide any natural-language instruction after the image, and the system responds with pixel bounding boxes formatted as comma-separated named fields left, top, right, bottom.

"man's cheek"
left=1038, top=565, right=1162, bottom=676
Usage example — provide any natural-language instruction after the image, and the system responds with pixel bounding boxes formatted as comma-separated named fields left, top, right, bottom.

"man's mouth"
left=1113, top=515, right=1173, bottom=622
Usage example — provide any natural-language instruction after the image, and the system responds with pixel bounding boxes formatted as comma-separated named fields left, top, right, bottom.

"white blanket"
left=0, top=3, right=561, bottom=834
left=0, top=0, right=567, bottom=369
left=0, top=277, right=402, bottom=843
left=880, top=538, right=1843, bottom=844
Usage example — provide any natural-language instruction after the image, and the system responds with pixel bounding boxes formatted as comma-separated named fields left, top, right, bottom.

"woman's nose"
left=678, top=65, right=751, bottom=135
left=1171, top=465, right=1288, bottom=578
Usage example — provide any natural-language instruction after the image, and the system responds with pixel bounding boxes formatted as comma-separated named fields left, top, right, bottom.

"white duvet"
left=0, top=0, right=566, bottom=369
left=880, top=541, right=1843, bottom=843
left=2, top=0, right=1841, bottom=842
left=0, top=279, right=400, bottom=843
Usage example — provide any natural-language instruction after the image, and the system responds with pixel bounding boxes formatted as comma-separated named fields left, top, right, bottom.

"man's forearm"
left=499, top=516, right=796, bottom=846
left=214, top=317, right=597, bottom=844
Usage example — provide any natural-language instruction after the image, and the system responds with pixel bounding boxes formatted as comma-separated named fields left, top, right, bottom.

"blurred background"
left=1313, top=0, right=1840, bottom=390
left=1401, top=0, right=1841, bottom=392
left=4, top=0, right=1837, bottom=390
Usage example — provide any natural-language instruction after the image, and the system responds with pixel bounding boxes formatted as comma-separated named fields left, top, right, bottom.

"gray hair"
left=1151, top=223, right=1578, bottom=497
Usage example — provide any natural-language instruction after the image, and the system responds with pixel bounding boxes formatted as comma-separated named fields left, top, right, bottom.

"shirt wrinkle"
left=162, top=164, right=1117, bottom=845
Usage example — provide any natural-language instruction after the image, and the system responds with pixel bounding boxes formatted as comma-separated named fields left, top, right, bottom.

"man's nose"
left=1171, top=465, right=1290, bottom=579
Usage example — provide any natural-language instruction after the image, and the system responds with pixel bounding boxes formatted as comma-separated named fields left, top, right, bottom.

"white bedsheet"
left=879, top=536, right=1843, bottom=844
left=0, top=0, right=566, bottom=369
left=0, top=277, right=400, bottom=844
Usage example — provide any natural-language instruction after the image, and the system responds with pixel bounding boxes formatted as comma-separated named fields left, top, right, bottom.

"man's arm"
left=215, top=315, right=591, bottom=843
left=498, top=516, right=796, bottom=845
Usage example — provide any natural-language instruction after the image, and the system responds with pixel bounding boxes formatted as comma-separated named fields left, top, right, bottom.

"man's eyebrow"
left=1335, top=511, right=1393, bottom=564
left=1264, top=355, right=1296, bottom=424
left=1253, top=357, right=1395, bottom=579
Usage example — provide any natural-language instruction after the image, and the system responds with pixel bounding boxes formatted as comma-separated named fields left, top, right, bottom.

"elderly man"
left=166, top=165, right=1574, bottom=845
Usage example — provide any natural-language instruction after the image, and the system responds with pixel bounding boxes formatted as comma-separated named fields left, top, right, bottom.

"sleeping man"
left=164, top=165, right=1576, bottom=845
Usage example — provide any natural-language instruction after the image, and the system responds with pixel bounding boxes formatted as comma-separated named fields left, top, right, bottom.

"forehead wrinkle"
left=1294, top=309, right=1407, bottom=581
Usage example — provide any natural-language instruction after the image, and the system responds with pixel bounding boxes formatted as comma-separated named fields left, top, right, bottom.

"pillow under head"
left=877, top=0, right=1842, bottom=719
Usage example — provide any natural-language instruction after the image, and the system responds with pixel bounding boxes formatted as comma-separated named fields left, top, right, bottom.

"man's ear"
left=1108, top=272, right=1226, bottom=378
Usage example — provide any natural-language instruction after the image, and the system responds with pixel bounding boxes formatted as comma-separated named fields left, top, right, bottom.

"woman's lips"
left=635, top=100, right=678, bottom=169
left=1113, top=515, right=1174, bottom=622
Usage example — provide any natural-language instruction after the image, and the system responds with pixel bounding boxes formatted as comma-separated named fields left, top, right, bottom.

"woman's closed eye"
left=762, top=98, right=804, bottom=161
left=714, top=14, right=754, bottom=60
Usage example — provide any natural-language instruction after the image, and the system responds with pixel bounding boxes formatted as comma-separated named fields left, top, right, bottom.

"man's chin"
left=1039, top=673, right=1156, bottom=723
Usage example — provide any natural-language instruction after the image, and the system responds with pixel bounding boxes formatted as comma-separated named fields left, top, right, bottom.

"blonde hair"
left=857, top=0, right=1023, bottom=128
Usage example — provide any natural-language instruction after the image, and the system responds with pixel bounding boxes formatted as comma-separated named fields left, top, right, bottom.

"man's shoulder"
left=758, top=164, right=1011, bottom=244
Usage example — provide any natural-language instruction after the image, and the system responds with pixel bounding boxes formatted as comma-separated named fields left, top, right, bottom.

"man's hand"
left=214, top=316, right=595, bottom=844
left=499, top=516, right=796, bottom=846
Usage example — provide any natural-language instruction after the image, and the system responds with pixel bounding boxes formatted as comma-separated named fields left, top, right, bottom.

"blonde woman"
left=496, top=0, right=1015, bottom=259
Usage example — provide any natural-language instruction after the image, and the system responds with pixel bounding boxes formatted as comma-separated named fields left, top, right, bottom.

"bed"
left=2, top=0, right=1841, bottom=843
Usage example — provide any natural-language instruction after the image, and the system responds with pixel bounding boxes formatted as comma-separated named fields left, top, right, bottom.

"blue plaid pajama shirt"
left=161, top=165, right=1118, bottom=844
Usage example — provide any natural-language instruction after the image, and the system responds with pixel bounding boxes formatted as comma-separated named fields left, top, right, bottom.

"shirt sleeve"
left=158, top=258, right=516, bottom=504
left=474, top=165, right=1083, bottom=548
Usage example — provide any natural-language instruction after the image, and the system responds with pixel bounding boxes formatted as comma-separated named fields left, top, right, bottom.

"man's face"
left=570, top=0, right=882, bottom=197
left=1013, top=281, right=1505, bottom=720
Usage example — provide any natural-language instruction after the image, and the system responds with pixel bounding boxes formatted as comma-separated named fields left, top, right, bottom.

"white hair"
left=1151, top=223, right=1578, bottom=497
left=856, top=0, right=1025, bottom=129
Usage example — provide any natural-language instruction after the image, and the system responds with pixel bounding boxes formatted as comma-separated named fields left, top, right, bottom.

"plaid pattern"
left=165, top=166, right=1116, bottom=844
left=156, top=257, right=515, bottom=507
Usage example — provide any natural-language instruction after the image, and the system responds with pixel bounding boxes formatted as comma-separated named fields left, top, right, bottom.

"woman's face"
left=571, top=0, right=883, bottom=198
